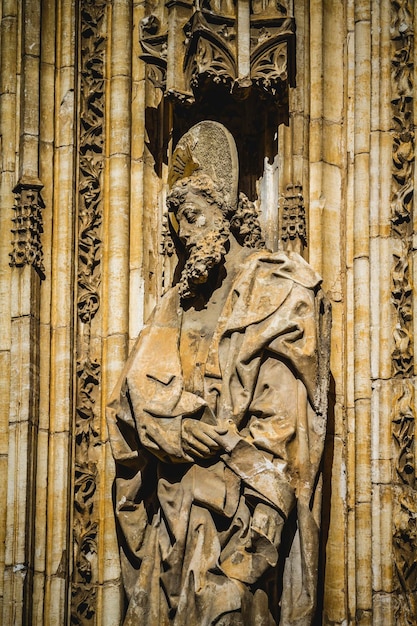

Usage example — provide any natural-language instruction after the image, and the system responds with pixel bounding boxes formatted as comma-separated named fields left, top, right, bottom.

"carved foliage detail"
left=392, top=244, right=413, bottom=376
left=390, top=1, right=417, bottom=621
left=393, top=483, right=417, bottom=624
left=72, top=1, right=107, bottom=623
left=78, top=0, right=106, bottom=323
left=392, top=381, right=415, bottom=485
left=391, top=123, right=414, bottom=229
left=10, top=181, right=45, bottom=279
left=390, top=0, right=414, bottom=378
left=391, top=0, right=414, bottom=232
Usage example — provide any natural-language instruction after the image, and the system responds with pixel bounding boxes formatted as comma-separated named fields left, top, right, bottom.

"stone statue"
left=107, top=122, right=331, bottom=626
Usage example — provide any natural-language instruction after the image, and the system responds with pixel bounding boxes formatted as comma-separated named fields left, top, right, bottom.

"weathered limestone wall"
left=0, top=1, right=415, bottom=624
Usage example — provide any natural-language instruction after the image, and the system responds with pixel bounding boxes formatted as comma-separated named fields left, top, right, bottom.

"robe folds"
left=107, top=250, right=331, bottom=626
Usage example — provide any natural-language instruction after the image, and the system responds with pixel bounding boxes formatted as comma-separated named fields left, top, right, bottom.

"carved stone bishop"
left=107, top=122, right=331, bottom=626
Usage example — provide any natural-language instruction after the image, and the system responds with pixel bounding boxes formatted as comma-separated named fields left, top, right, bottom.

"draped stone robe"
left=107, top=250, right=331, bottom=626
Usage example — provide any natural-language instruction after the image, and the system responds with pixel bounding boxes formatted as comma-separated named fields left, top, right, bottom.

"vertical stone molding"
left=390, top=0, right=417, bottom=622
left=71, top=1, right=108, bottom=623
left=9, top=178, right=45, bottom=279
left=0, top=2, right=17, bottom=620
left=2, top=0, right=45, bottom=620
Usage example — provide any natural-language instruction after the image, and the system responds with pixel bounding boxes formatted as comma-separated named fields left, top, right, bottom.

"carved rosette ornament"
left=139, top=1, right=295, bottom=106
left=71, top=1, right=108, bottom=623
left=390, top=1, right=417, bottom=622
left=10, top=178, right=45, bottom=279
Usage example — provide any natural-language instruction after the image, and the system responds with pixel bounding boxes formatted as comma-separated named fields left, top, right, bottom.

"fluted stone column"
left=0, top=1, right=19, bottom=616
left=2, top=0, right=44, bottom=622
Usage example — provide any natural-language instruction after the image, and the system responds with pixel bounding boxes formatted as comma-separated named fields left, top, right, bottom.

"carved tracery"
left=184, top=10, right=237, bottom=94
left=139, top=1, right=295, bottom=106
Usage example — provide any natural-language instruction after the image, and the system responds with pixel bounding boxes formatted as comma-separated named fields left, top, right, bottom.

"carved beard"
left=178, top=221, right=230, bottom=300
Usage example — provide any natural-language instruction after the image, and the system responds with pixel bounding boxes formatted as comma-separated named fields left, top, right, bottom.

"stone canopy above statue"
left=140, top=0, right=296, bottom=106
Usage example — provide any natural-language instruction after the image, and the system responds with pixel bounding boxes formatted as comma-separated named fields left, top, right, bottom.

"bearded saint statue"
left=107, top=122, right=331, bottom=626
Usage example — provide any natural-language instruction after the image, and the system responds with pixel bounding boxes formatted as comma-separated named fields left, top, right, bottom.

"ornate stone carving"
left=250, top=17, right=294, bottom=103
left=10, top=178, right=45, bottom=279
left=107, top=122, right=331, bottom=625
left=72, top=462, right=98, bottom=622
left=393, top=485, right=417, bottom=625
left=78, top=158, right=103, bottom=323
left=161, top=212, right=176, bottom=294
left=71, top=1, right=107, bottom=623
left=280, top=183, right=307, bottom=251
left=251, top=0, right=289, bottom=16
left=140, top=14, right=167, bottom=90
left=392, top=381, right=415, bottom=486
left=184, top=10, right=236, bottom=94
left=392, top=243, right=413, bottom=377
left=390, top=1, right=417, bottom=621
left=391, top=126, right=414, bottom=230
left=390, top=0, right=414, bottom=376
left=139, top=2, right=295, bottom=105
left=392, top=380, right=417, bottom=623
left=390, top=0, right=414, bottom=235
left=161, top=213, right=175, bottom=258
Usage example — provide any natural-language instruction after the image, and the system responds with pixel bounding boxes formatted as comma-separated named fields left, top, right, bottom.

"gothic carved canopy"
left=140, top=0, right=295, bottom=106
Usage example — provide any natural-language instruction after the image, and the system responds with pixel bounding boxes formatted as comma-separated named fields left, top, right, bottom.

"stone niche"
left=103, top=2, right=332, bottom=625
left=107, top=0, right=332, bottom=620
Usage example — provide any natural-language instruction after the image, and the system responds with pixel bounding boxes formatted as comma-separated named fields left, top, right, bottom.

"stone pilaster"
left=2, top=0, right=44, bottom=619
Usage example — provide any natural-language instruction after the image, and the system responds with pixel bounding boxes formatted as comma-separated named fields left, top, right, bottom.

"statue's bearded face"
left=175, top=189, right=230, bottom=300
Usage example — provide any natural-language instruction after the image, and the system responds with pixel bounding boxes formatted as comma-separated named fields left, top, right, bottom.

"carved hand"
left=215, top=419, right=242, bottom=453
left=181, top=419, right=228, bottom=460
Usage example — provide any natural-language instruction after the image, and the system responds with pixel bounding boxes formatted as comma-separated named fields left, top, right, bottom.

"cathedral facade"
left=0, top=1, right=415, bottom=624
